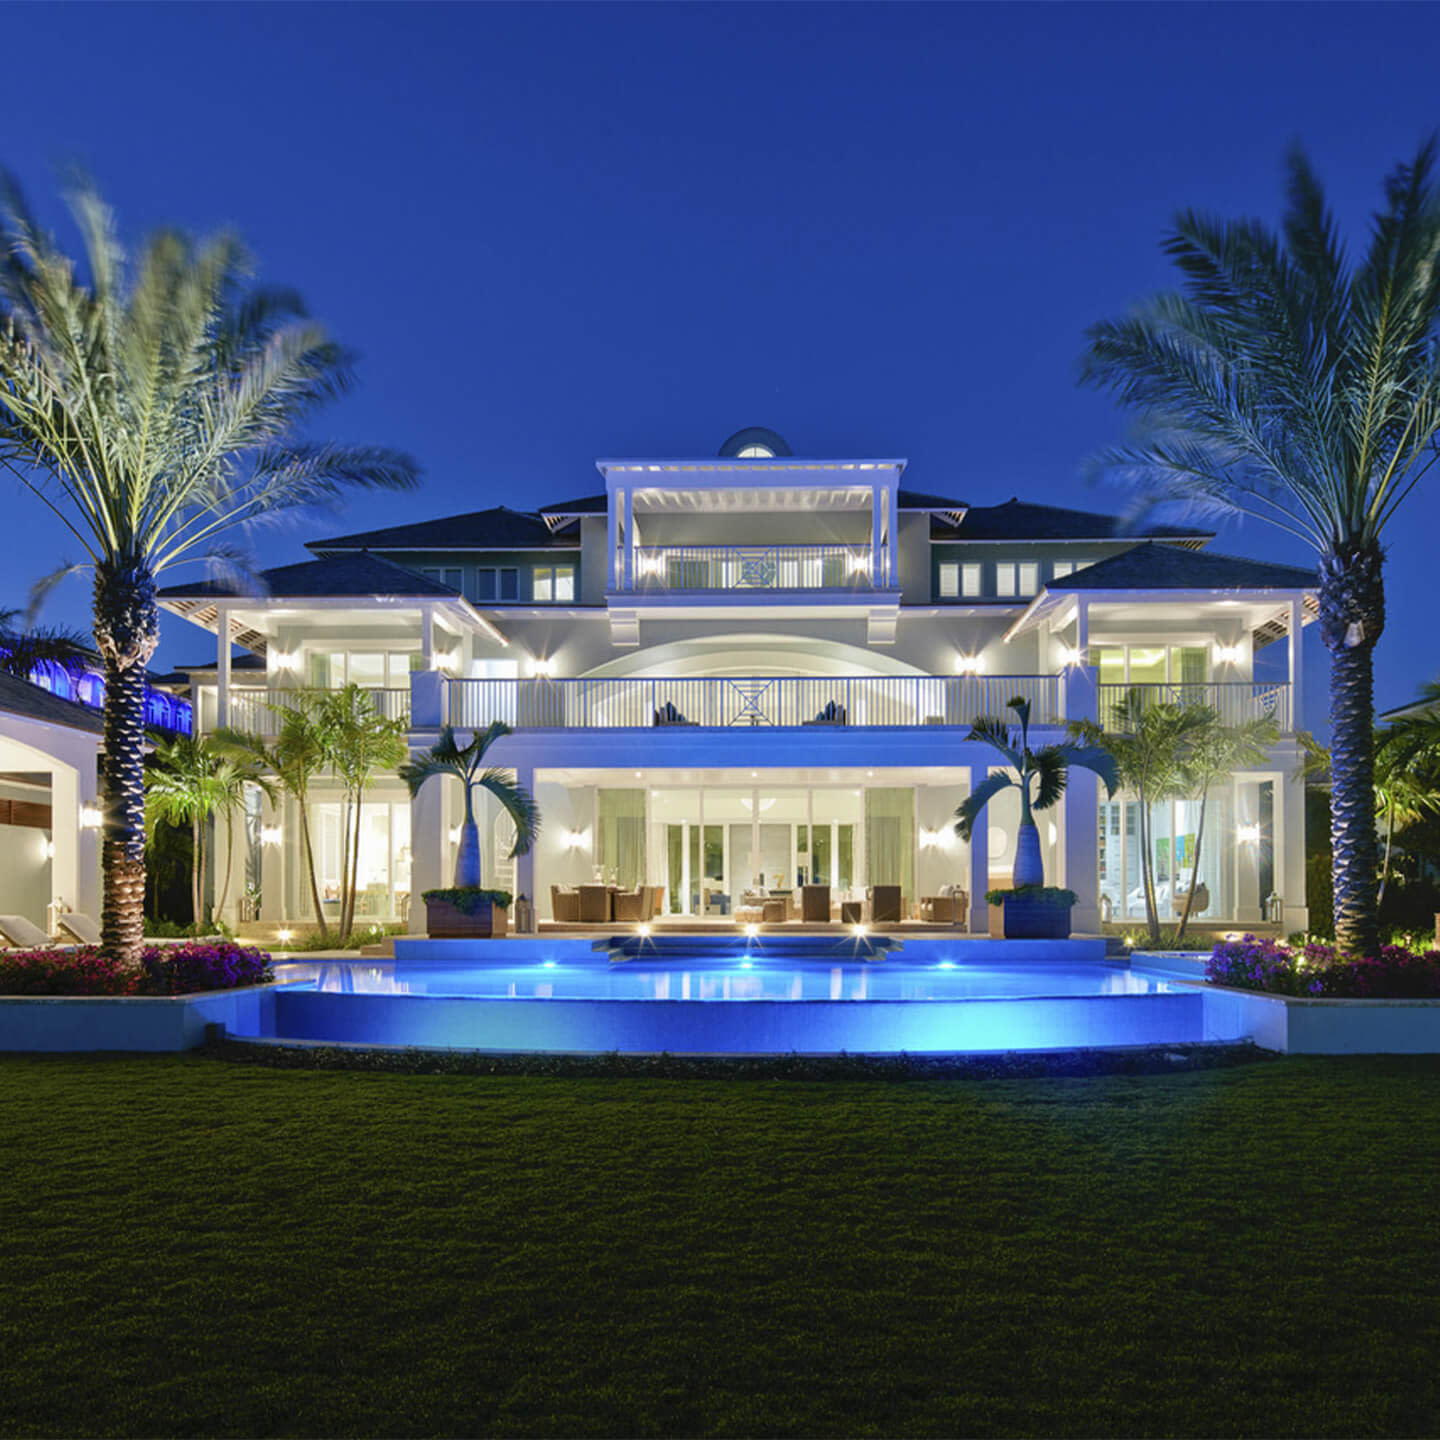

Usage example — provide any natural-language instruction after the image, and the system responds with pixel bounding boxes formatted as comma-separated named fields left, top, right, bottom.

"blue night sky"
left=4, top=1, right=1440, bottom=731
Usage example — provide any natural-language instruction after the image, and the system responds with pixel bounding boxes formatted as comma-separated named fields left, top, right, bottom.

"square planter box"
left=1002, top=898, right=1072, bottom=940
left=424, top=897, right=509, bottom=939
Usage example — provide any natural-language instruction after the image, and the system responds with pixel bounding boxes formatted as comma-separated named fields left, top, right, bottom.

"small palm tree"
left=0, top=606, right=90, bottom=683
left=399, top=722, right=539, bottom=888
left=319, top=686, right=409, bottom=939
left=0, top=175, right=418, bottom=962
left=1081, top=140, right=1440, bottom=957
left=216, top=697, right=336, bottom=939
left=144, top=733, right=232, bottom=930
left=954, top=697, right=1118, bottom=890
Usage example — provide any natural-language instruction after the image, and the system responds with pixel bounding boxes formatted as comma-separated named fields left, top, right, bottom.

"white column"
left=751, top=787, right=760, bottom=890
left=1281, top=761, right=1309, bottom=933
left=967, top=764, right=989, bottom=934
left=421, top=605, right=435, bottom=670
left=409, top=763, right=451, bottom=935
left=1075, top=596, right=1089, bottom=662
left=216, top=606, right=231, bottom=730
left=871, top=485, right=883, bottom=586
left=806, top=788, right=815, bottom=885
left=623, top=488, right=635, bottom=592
left=680, top=820, right=691, bottom=916
left=830, top=820, right=839, bottom=891
left=1288, top=595, right=1303, bottom=732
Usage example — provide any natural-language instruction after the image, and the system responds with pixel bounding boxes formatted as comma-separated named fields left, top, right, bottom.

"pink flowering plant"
left=0, top=941, right=273, bottom=997
left=1206, top=934, right=1440, bottom=999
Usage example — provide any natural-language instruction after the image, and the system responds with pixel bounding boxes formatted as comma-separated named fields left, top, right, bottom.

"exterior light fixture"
left=276, top=929, right=293, bottom=944
left=449, top=825, right=462, bottom=844
left=955, top=655, right=984, bottom=675
left=79, top=805, right=103, bottom=829
left=1057, top=645, right=1083, bottom=667
left=744, top=922, right=759, bottom=939
left=1214, top=644, right=1244, bottom=665
left=853, top=923, right=868, bottom=939
left=260, top=826, right=283, bottom=847
left=533, top=657, right=554, bottom=677
left=1236, top=823, right=1262, bottom=845
left=638, top=922, right=651, bottom=938
left=271, top=651, right=298, bottom=673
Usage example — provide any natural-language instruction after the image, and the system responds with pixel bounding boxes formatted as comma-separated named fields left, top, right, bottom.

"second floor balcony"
left=631, top=544, right=875, bottom=592
left=220, top=684, right=412, bottom=738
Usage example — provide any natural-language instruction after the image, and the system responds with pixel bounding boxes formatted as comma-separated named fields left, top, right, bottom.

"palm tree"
left=399, top=723, right=539, bottom=889
left=144, top=733, right=231, bottom=930
left=319, top=686, right=409, bottom=939
left=0, top=606, right=90, bottom=683
left=1071, top=694, right=1214, bottom=943
left=1081, top=141, right=1440, bottom=957
left=954, top=697, right=1118, bottom=890
left=216, top=697, right=336, bottom=940
left=0, top=175, right=418, bottom=962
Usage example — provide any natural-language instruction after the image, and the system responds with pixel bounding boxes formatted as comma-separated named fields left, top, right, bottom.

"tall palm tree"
left=399, top=722, right=539, bottom=889
left=0, top=606, right=90, bottom=683
left=144, top=733, right=232, bottom=931
left=1081, top=141, right=1440, bottom=957
left=954, top=697, right=1118, bottom=890
left=0, top=174, right=418, bottom=962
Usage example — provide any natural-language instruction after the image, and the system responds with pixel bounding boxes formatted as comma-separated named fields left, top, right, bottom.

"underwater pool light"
left=938, top=960, right=956, bottom=969
left=740, top=960, right=753, bottom=969
left=541, top=960, right=556, bottom=969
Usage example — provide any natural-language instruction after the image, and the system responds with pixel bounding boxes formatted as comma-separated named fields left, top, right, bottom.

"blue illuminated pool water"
left=262, top=943, right=1208, bottom=1055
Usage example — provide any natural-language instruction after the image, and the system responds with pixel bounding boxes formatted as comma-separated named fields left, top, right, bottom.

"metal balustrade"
left=221, top=686, right=411, bottom=737
left=445, top=673, right=1062, bottom=730
left=1097, top=682, right=1291, bottom=731
left=630, top=544, right=875, bottom=591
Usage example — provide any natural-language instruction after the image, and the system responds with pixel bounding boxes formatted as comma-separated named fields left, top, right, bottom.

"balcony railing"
left=445, top=674, right=1062, bottom=730
left=1098, top=682, right=1291, bottom=731
left=630, top=544, right=875, bottom=592
left=222, top=686, right=411, bottom=737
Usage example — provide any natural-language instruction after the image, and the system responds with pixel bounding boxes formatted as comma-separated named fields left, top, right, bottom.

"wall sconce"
left=532, top=657, right=554, bottom=678
left=563, top=827, right=590, bottom=851
left=41, top=837, right=55, bottom=861
left=1214, top=644, right=1244, bottom=665
left=954, top=655, right=984, bottom=675
left=1057, top=645, right=1083, bottom=667
left=79, top=805, right=103, bottom=829
left=449, top=825, right=462, bottom=844
left=431, top=652, right=459, bottom=674
left=919, top=826, right=937, bottom=849
left=271, top=651, right=298, bottom=673
left=1236, top=822, right=1261, bottom=845
left=846, top=552, right=870, bottom=575
left=260, top=826, right=283, bottom=847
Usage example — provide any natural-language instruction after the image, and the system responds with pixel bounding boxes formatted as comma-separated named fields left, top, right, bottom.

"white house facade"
left=159, top=427, right=1315, bottom=937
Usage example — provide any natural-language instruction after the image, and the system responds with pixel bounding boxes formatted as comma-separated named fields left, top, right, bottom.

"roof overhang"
left=1003, top=585, right=1320, bottom=645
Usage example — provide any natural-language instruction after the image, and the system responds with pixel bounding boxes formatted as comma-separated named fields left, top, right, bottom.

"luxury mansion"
left=159, top=427, right=1314, bottom=936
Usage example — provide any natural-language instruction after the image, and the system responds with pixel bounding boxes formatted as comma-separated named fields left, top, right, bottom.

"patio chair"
left=550, top=885, right=580, bottom=923
left=578, top=885, right=612, bottom=924
left=801, top=885, right=830, bottom=922
left=0, top=913, right=53, bottom=949
left=866, top=886, right=902, bottom=924
left=613, top=888, right=648, bottom=922
left=55, top=912, right=102, bottom=946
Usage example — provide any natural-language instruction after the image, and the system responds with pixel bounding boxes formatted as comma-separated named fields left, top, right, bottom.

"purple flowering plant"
left=0, top=941, right=273, bottom=997
left=1206, top=934, right=1440, bottom=999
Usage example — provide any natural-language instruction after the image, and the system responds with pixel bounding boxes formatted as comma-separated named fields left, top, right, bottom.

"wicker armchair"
left=551, top=885, right=580, bottom=922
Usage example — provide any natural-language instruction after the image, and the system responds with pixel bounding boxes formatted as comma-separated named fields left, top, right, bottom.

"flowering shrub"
left=1206, top=934, right=1440, bottom=999
left=0, top=941, right=273, bottom=997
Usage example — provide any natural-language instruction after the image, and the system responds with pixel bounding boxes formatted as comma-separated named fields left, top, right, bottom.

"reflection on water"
left=272, top=959, right=1173, bottom=1003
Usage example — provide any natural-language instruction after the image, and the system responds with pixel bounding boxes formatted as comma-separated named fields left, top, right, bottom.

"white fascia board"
left=603, top=591, right=902, bottom=620
left=597, top=460, right=907, bottom=489
left=158, top=593, right=509, bottom=647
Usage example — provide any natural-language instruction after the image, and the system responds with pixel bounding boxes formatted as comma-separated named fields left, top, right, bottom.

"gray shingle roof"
left=0, top=670, right=104, bottom=734
left=158, top=552, right=462, bottom=601
left=308, top=506, right=577, bottom=553
left=933, top=498, right=1211, bottom=543
left=897, top=488, right=969, bottom=511
left=537, top=494, right=608, bottom=516
left=1048, top=542, right=1316, bottom=592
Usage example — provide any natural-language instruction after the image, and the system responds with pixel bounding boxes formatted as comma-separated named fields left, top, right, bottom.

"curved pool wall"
left=256, top=936, right=1211, bottom=1055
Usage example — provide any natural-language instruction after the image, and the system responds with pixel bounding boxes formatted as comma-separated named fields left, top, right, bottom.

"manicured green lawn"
left=3, top=1055, right=1439, bottom=1438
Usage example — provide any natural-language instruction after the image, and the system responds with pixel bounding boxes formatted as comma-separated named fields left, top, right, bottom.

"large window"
left=962, top=563, right=982, bottom=597
left=309, top=801, right=411, bottom=920
left=938, top=562, right=959, bottom=598
left=995, top=563, right=1017, bottom=598
left=533, top=565, right=576, bottom=602
left=307, top=651, right=414, bottom=688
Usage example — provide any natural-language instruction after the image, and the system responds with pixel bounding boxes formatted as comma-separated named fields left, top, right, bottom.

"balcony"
left=1097, top=682, right=1291, bottom=731
left=445, top=674, right=1062, bottom=730
left=222, top=686, right=411, bottom=737
left=631, top=544, right=875, bottom=592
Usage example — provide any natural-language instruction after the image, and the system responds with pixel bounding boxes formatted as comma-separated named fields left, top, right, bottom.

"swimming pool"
left=264, top=938, right=1208, bottom=1055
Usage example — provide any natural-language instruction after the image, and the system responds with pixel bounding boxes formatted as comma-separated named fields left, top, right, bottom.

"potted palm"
left=399, top=722, right=540, bottom=939
left=955, top=697, right=1118, bottom=939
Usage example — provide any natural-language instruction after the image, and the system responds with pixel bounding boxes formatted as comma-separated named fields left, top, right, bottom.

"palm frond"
left=477, top=769, right=541, bottom=856
left=954, top=771, right=1015, bottom=841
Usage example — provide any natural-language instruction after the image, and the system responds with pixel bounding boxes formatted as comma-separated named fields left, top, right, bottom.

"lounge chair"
left=0, top=914, right=53, bottom=949
left=55, top=912, right=102, bottom=946
left=551, top=885, right=580, bottom=922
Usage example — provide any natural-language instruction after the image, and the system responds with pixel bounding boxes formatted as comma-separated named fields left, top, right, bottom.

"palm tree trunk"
left=1319, top=546, right=1384, bottom=957
left=94, top=557, right=159, bottom=965
left=342, top=790, right=362, bottom=940
left=1175, top=786, right=1209, bottom=943
left=1377, top=799, right=1395, bottom=908
left=191, top=814, right=203, bottom=933
left=214, top=803, right=235, bottom=925
left=298, top=802, right=329, bottom=941
left=1138, top=793, right=1160, bottom=944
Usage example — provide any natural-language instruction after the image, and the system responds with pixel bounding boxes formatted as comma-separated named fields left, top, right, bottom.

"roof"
left=157, top=552, right=462, bottom=602
left=897, top=488, right=969, bottom=512
left=537, top=493, right=608, bottom=517
left=1046, top=542, right=1316, bottom=592
left=308, top=506, right=576, bottom=554
left=933, top=498, right=1212, bottom=545
left=0, top=670, right=104, bottom=735
left=162, top=655, right=267, bottom=678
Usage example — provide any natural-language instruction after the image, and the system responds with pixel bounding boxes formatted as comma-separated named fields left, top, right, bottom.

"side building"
left=158, top=428, right=1315, bottom=936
